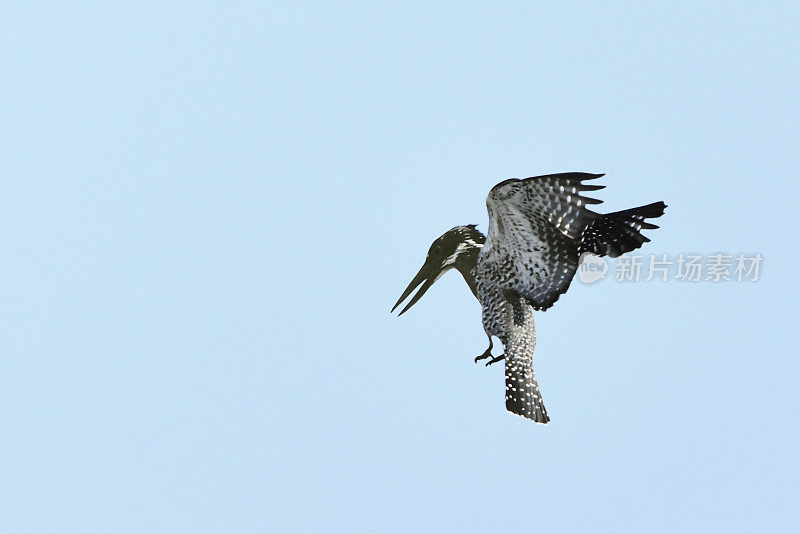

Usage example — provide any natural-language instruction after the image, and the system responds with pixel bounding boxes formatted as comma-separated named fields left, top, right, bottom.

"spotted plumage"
left=392, top=172, right=666, bottom=423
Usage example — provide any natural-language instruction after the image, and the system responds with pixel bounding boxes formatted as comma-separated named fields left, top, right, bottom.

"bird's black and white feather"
left=481, top=173, right=606, bottom=312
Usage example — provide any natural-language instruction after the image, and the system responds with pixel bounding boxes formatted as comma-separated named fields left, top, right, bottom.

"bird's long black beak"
left=391, top=259, right=439, bottom=316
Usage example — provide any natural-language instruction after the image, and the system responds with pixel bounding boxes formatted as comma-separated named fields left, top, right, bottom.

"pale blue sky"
left=2, top=2, right=798, bottom=533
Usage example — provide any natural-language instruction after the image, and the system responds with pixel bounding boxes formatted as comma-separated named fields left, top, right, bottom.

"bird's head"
left=391, top=225, right=485, bottom=316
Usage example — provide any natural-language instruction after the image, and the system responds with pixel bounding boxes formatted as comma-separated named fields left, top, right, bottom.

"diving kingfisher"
left=391, top=173, right=666, bottom=423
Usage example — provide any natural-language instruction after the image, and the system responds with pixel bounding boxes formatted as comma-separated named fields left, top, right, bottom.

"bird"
left=391, top=172, right=666, bottom=423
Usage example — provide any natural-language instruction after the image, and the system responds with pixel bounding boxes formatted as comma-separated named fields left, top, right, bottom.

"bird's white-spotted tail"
left=505, top=356, right=549, bottom=423
left=502, top=294, right=549, bottom=423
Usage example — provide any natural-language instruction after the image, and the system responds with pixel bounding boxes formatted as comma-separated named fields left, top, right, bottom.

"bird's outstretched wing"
left=481, top=172, right=605, bottom=310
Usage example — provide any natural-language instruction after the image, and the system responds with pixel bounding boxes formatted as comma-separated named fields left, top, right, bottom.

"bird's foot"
left=474, top=347, right=493, bottom=363
left=484, top=354, right=505, bottom=367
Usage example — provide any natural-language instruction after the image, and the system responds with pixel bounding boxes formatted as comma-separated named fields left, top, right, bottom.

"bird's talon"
left=485, top=354, right=505, bottom=366
left=474, top=347, right=492, bottom=363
